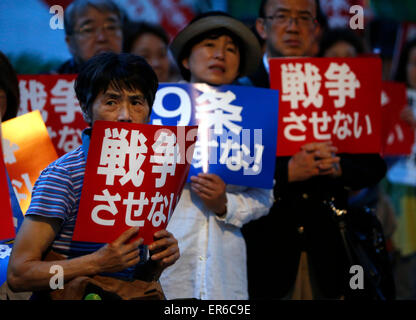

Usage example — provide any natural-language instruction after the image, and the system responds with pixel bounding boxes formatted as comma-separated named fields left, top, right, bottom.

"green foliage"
left=7, top=52, right=64, bottom=75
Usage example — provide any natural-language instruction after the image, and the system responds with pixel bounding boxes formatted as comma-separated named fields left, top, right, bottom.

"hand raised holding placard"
left=288, top=142, right=340, bottom=182
left=91, top=227, right=143, bottom=274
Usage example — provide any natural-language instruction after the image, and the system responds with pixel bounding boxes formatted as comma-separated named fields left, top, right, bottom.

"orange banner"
left=2, top=110, right=58, bottom=214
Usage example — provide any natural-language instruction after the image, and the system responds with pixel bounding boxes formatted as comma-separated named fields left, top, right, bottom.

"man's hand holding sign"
left=7, top=53, right=189, bottom=295
left=288, top=141, right=341, bottom=182
left=90, top=228, right=178, bottom=279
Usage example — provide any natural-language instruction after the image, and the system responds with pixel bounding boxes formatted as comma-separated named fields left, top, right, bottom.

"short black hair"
left=0, top=51, right=19, bottom=121
left=74, top=52, right=158, bottom=124
left=177, top=11, right=246, bottom=81
left=123, top=21, right=169, bottom=53
left=318, top=28, right=365, bottom=57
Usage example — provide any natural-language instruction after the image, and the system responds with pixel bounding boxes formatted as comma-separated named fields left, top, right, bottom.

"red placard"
left=270, top=57, right=382, bottom=156
left=0, top=135, right=15, bottom=241
left=73, top=121, right=197, bottom=245
left=381, top=81, right=414, bottom=156
left=17, top=75, right=87, bottom=157
left=321, top=0, right=367, bottom=30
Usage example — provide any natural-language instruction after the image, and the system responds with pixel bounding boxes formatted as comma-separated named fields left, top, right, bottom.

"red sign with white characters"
left=73, top=121, right=197, bottom=244
left=381, top=81, right=414, bottom=156
left=0, top=136, right=15, bottom=241
left=321, top=0, right=367, bottom=29
left=17, top=74, right=87, bottom=158
left=270, top=57, right=382, bottom=156
left=41, top=0, right=72, bottom=9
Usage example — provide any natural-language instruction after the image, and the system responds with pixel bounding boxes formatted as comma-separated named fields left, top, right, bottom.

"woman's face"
left=131, top=33, right=171, bottom=82
left=324, top=41, right=357, bottom=58
left=407, top=47, right=416, bottom=89
left=182, top=34, right=241, bottom=85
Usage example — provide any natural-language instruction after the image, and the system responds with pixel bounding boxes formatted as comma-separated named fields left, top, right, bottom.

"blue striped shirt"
left=26, top=130, right=104, bottom=258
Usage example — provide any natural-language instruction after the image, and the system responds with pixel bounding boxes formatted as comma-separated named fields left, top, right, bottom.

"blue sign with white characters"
left=0, top=243, right=12, bottom=287
left=150, top=83, right=279, bottom=188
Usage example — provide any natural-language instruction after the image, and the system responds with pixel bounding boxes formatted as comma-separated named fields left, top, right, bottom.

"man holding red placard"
left=239, top=0, right=389, bottom=300
left=7, top=53, right=180, bottom=298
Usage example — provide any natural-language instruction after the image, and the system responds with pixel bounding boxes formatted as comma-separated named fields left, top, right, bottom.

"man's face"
left=91, top=86, right=150, bottom=125
left=257, top=0, right=319, bottom=57
left=66, top=6, right=122, bottom=64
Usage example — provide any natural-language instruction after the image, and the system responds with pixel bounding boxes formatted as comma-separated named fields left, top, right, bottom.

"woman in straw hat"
left=159, top=12, right=274, bottom=300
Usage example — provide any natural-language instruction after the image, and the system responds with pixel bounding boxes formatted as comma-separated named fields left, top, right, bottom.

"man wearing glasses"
left=56, top=0, right=123, bottom=74
left=240, top=0, right=388, bottom=300
left=239, top=0, right=324, bottom=88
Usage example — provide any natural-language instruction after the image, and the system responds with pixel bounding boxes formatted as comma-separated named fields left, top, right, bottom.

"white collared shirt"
left=159, top=183, right=273, bottom=300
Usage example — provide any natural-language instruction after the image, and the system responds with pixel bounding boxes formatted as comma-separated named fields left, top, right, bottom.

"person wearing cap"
left=7, top=53, right=180, bottom=296
left=158, top=12, right=274, bottom=300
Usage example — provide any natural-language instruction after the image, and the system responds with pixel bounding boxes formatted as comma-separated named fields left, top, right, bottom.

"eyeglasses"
left=263, top=12, right=317, bottom=27
left=74, top=23, right=121, bottom=38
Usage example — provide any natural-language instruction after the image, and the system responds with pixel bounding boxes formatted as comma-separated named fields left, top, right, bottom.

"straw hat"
left=170, top=12, right=261, bottom=78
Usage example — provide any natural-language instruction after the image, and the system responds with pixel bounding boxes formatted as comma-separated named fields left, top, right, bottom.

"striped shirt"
left=26, top=129, right=137, bottom=279
left=26, top=132, right=104, bottom=259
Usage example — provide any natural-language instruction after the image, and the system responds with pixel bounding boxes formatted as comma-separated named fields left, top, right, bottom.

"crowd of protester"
left=1, top=0, right=416, bottom=300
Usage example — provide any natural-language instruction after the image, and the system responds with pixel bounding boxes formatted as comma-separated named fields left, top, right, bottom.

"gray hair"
left=64, top=0, right=125, bottom=36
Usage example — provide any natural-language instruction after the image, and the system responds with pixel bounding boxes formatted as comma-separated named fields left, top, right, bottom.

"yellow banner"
left=2, top=110, right=58, bottom=214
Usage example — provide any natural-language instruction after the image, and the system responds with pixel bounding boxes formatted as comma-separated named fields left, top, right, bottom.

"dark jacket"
left=237, top=59, right=270, bottom=89
left=55, top=58, right=83, bottom=74
left=243, top=154, right=387, bottom=299
left=239, top=60, right=388, bottom=299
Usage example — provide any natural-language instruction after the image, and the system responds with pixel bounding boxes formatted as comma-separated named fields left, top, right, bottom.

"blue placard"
left=7, top=171, right=24, bottom=234
left=0, top=243, right=12, bottom=287
left=150, top=83, right=279, bottom=188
